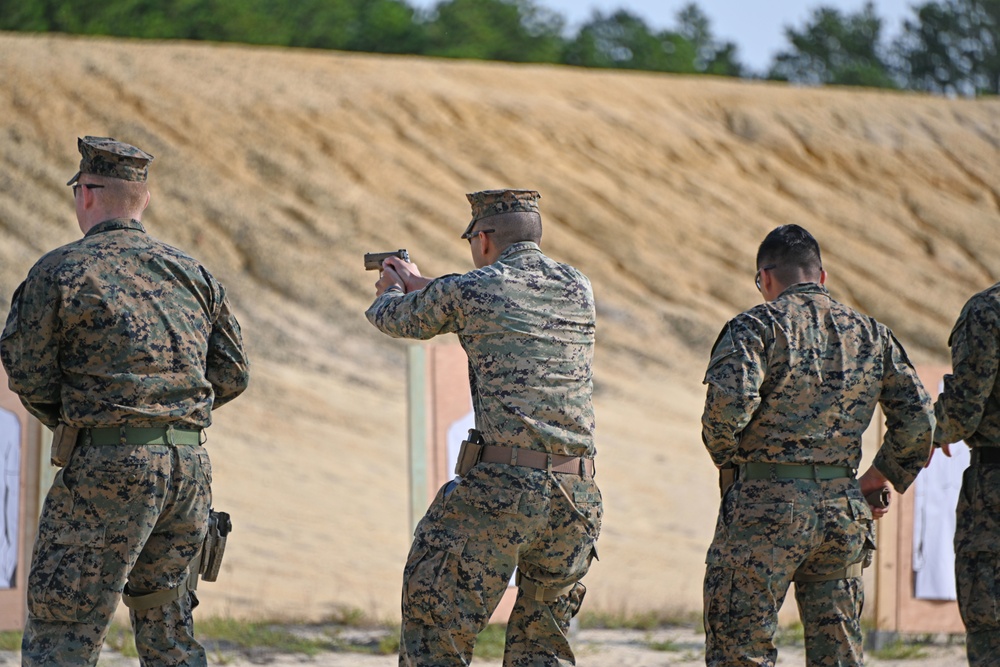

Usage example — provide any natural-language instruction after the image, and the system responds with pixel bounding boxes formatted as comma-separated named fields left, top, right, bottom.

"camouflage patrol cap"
left=461, top=189, right=540, bottom=239
left=66, top=136, right=154, bottom=186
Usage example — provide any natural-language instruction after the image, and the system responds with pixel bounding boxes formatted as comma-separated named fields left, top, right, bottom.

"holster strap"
left=516, top=570, right=577, bottom=602
left=87, top=426, right=202, bottom=446
left=480, top=444, right=595, bottom=477
left=793, top=561, right=864, bottom=583
left=973, top=447, right=1000, bottom=466
left=741, top=462, right=854, bottom=481
left=122, top=577, right=191, bottom=611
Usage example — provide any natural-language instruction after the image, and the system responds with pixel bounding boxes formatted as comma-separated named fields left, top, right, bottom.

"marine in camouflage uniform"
left=366, top=189, right=601, bottom=667
left=701, top=225, right=933, bottom=667
left=1, top=136, right=250, bottom=666
left=932, top=281, right=1000, bottom=666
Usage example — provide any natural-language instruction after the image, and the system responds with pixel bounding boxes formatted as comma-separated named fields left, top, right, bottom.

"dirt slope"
left=1, top=31, right=998, bottom=620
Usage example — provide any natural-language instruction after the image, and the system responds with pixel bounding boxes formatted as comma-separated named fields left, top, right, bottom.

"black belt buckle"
left=976, top=447, right=1000, bottom=466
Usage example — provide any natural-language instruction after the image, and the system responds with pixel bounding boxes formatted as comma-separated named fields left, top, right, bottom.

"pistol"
left=865, top=487, right=891, bottom=509
left=364, top=249, right=410, bottom=271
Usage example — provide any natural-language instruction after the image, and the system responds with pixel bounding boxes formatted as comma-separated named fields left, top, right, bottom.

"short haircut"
left=475, top=210, right=542, bottom=249
left=756, top=224, right=823, bottom=284
left=92, top=174, right=148, bottom=215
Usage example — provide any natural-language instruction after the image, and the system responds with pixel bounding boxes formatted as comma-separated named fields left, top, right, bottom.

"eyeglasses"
left=463, top=228, right=495, bottom=244
left=71, top=183, right=105, bottom=196
left=755, top=264, right=776, bottom=291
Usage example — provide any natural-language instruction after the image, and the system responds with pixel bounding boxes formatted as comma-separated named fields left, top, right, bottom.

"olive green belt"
left=87, top=426, right=202, bottom=446
left=740, top=462, right=854, bottom=481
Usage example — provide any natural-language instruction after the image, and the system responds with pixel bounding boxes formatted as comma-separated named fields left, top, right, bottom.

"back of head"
left=68, top=135, right=153, bottom=219
left=756, top=224, right=823, bottom=285
left=463, top=189, right=542, bottom=249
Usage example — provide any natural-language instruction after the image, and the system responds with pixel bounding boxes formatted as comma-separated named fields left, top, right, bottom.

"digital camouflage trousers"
left=399, top=461, right=602, bottom=667
left=704, top=477, right=874, bottom=667
left=21, top=441, right=212, bottom=666
left=955, top=462, right=1000, bottom=667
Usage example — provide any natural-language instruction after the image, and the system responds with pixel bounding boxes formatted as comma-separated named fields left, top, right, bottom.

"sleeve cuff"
left=873, top=448, right=918, bottom=494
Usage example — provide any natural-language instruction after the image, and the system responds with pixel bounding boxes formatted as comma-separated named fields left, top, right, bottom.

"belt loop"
left=769, top=463, right=776, bottom=483
left=119, top=426, right=127, bottom=446
left=510, top=447, right=518, bottom=466
left=546, top=454, right=553, bottom=475
left=166, top=425, right=176, bottom=447
left=812, top=463, right=819, bottom=482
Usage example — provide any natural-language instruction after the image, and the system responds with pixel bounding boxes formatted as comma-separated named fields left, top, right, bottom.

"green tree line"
left=1, top=0, right=997, bottom=95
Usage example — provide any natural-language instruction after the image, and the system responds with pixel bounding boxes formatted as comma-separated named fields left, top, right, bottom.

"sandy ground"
left=0, top=626, right=969, bottom=666
left=2, top=31, right=999, bottom=625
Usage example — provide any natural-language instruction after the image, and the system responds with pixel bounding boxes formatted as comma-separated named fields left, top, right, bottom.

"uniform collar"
left=85, top=218, right=147, bottom=237
left=498, top=241, right=541, bottom=260
left=777, top=282, right=829, bottom=299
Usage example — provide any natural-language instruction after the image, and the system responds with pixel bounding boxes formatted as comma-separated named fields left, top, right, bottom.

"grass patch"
left=774, top=621, right=805, bottom=647
left=0, top=631, right=22, bottom=651
left=646, top=637, right=679, bottom=652
left=105, top=622, right=139, bottom=658
left=375, top=631, right=400, bottom=655
left=196, top=617, right=330, bottom=656
left=473, top=624, right=507, bottom=660
left=579, top=608, right=700, bottom=631
left=322, top=605, right=387, bottom=629
left=869, top=639, right=927, bottom=660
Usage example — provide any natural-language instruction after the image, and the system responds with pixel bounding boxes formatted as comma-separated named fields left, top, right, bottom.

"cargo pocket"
left=848, top=498, right=875, bottom=567
left=403, top=530, right=468, bottom=626
left=703, top=562, right=736, bottom=653
left=27, top=519, right=107, bottom=623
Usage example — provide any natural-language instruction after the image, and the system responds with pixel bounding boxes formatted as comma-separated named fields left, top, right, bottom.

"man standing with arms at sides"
left=366, top=189, right=601, bottom=667
left=701, top=224, right=933, bottom=667
left=930, top=280, right=1000, bottom=666
left=1, top=136, right=250, bottom=666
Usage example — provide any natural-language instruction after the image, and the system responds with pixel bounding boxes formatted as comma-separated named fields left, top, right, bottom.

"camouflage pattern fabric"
left=1, top=218, right=249, bottom=429
left=367, top=241, right=596, bottom=459
left=704, top=477, right=871, bottom=667
left=1, top=215, right=249, bottom=666
left=702, top=282, right=933, bottom=666
left=401, top=464, right=601, bottom=666
left=21, top=442, right=211, bottom=666
left=66, top=136, right=154, bottom=185
left=702, top=283, right=932, bottom=489
left=933, top=282, right=1000, bottom=666
left=367, top=241, right=600, bottom=665
left=461, top=189, right=540, bottom=238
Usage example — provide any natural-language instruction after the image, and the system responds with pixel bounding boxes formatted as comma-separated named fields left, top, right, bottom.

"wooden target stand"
left=407, top=343, right=517, bottom=624
left=866, top=365, right=965, bottom=645
left=0, top=366, right=47, bottom=631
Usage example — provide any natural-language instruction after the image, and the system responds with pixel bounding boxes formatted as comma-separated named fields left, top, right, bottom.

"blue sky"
left=408, top=0, right=918, bottom=73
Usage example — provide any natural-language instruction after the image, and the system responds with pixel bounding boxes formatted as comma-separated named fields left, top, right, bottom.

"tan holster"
left=51, top=423, right=80, bottom=467
left=718, top=462, right=738, bottom=497
left=454, top=429, right=485, bottom=477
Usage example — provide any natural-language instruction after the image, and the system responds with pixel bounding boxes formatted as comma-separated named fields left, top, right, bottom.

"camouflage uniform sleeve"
left=934, top=293, right=1000, bottom=446
left=205, top=285, right=250, bottom=409
left=365, top=274, right=465, bottom=339
left=701, top=316, right=767, bottom=467
left=0, top=274, right=62, bottom=427
left=872, top=329, right=934, bottom=492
